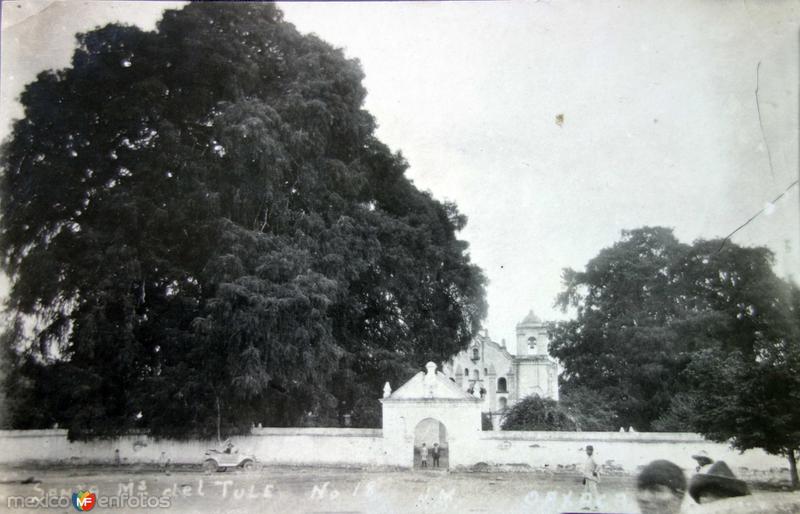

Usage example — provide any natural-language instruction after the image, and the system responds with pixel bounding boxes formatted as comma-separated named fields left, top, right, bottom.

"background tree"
left=551, top=228, right=798, bottom=425
left=550, top=226, right=800, bottom=485
left=674, top=247, right=800, bottom=488
left=550, top=227, right=691, bottom=430
left=499, top=388, right=617, bottom=432
left=0, top=2, right=486, bottom=439
left=558, top=387, right=618, bottom=431
left=501, top=395, right=577, bottom=431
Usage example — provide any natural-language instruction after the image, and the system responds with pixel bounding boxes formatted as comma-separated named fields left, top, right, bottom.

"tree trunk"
left=786, top=448, right=799, bottom=489
left=215, top=394, right=222, bottom=445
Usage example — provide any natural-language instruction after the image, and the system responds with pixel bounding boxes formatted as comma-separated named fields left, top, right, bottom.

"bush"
left=501, top=395, right=577, bottom=431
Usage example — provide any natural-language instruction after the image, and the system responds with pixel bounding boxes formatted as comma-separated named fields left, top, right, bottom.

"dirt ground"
left=0, top=465, right=796, bottom=513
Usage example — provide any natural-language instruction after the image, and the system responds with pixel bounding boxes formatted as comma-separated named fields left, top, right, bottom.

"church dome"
left=517, top=309, right=541, bottom=327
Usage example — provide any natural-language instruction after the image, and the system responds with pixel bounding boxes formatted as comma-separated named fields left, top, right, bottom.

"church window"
left=499, top=397, right=508, bottom=410
left=471, top=347, right=480, bottom=361
left=497, top=377, right=507, bottom=393
left=527, top=336, right=537, bottom=351
left=473, top=369, right=479, bottom=380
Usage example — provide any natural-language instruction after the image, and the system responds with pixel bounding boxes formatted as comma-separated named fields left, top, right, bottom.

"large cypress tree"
left=0, top=2, right=486, bottom=438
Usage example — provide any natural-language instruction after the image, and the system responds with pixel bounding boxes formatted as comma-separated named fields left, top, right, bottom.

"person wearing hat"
left=581, top=445, right=600, bottom=510
left=690, top=452, right=713, bottom=473
left=688, top=461, right=750, bottom=504
left=635, top=460, right=687, bottom=514
left=221, top=438, right=235, bottom=454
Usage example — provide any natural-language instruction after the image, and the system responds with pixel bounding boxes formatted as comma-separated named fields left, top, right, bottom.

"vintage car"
left=202, top=446, right=257, bottom=473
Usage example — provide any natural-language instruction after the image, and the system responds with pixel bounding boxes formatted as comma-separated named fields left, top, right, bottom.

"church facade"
left=443, top=310, right=559, bottom=414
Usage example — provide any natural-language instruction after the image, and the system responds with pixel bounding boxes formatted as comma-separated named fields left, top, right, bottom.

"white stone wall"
left=0, top=428, right=385, bottom=468
left=246, top=428, right=386, bottom=467
left=470, top=431, right=788, bottom=477
left=0, top=429, right=788, bottom=476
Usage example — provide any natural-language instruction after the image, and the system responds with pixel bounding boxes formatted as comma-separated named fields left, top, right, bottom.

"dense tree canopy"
left=550, top=227, right=693, bottom=431
left=558, top=387, right=618, bottom=432
left=0, top=3, right=486, bottom=438
left=501, top=389, right=617, bottom=432
left=550, top=227, right=799, bottom=431
left=550, top=226, right=800, bottom=484
left=681, top=276, right=800, bottom=487
left=501, top=395, right=576, bottom=431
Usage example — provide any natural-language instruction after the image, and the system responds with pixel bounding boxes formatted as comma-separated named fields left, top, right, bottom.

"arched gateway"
left=381, top=362, right=481, bottom=469
left=413, top=418, right=448, bottom=468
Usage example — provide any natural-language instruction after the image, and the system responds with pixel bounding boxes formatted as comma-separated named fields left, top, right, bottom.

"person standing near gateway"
left=420, top=443, right=429, bottom=468
left=581, top=445, right=600, bottom=510
left=432, top=443, right=441, bottom=468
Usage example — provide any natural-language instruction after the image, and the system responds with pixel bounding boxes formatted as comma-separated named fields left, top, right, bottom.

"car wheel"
left=242, top=459, right=255, bottom=472
left=202, top=459, right=218, bottom=474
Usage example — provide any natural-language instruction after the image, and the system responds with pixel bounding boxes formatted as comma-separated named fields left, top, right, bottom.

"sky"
left=1, top=0, right=798, bottom=348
